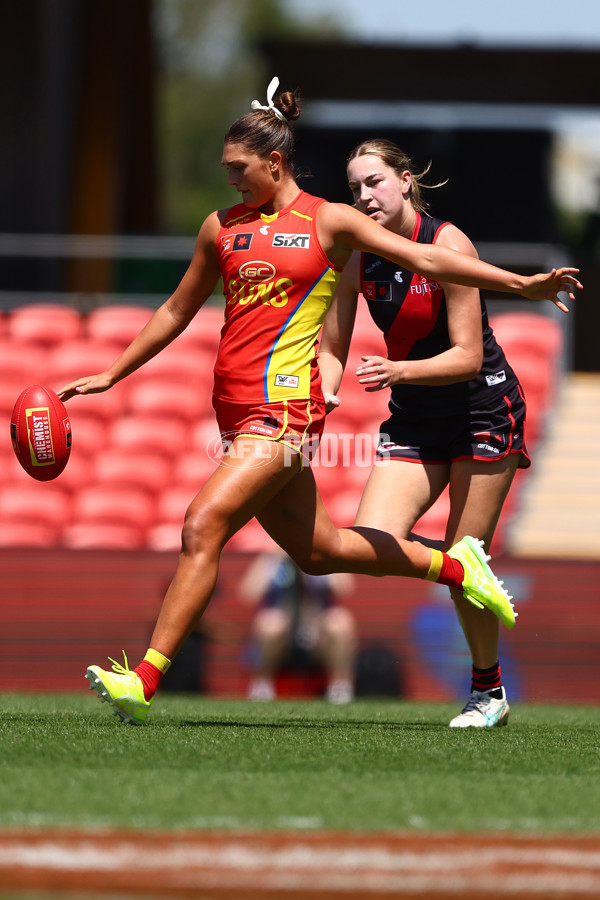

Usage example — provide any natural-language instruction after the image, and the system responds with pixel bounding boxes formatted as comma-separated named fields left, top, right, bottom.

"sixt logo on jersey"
left=272, top=233, right=311, bottom=249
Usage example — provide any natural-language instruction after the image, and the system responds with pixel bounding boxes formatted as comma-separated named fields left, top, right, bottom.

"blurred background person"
left=241, top=550, right=357, bottom=704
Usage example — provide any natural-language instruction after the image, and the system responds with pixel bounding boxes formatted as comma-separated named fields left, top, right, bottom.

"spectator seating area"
left=0, top=302, right=564, bottom=552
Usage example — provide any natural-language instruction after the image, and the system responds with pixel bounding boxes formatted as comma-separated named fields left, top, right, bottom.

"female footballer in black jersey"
left=319, top=138, right=570, bottom=728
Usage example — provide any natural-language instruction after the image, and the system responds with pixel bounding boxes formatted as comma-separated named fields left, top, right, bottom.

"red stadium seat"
left=155, top=485, right=194, bottom=524
left=108, top=415, right=190, bottom=458
left=490, top=312, right=563, bottom=363
left=0, top=521, right=58, bottom=548
left=45, top=339, right=122, bottom=387
left=91, top=448, right=173, bottom=494
left=44, top=449, right=93, bottom=495
left=62, top=522, right=146, bottom=549
left=124, top=378, right=211, bottom=422
left=139, top=343, right=215, bottom=387
left=8, top=304, right=83, bottom=347
left=0, top=339, right=48, bottom=389
left=173, top=304, right=224, bottom=352
left=85, top=304, right=153, bottom=348
left=227, top=518, right=278, bottom=553
left=71, top=484, right=155, bottom=530
left=65, top=411, right=110, bottom=459
left=146, top=522, right=182, bottom=552
left=0, top=484, right=70, bottom=531
left=173, top=449, right=221, bottom=490
left=414, top=490, right=450, bottom=543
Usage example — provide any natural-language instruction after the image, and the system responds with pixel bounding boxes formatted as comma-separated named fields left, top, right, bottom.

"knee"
left=252, top=608, right=290, bottom=643
left=322, top=607, right=356, bottom=642
left=180, top=501, right=228, bottom=556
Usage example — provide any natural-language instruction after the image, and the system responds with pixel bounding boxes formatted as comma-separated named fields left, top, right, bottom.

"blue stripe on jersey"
left=262, top=267, right=330, bottom=401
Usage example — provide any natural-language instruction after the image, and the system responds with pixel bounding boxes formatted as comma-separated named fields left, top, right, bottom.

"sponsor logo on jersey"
left=364, top=259, right=383, bottom=274
left=363, top=281, right=392, bottom=301
left=238, top=260, right=277, bottom=282
left=409, top=276, right=442, bottom=295
left=274, top=374, right=299, bottom=388
left=272, top=233, right=311, bottom=248
left=476, top=442, right=501, bottom=454
left=394, top=271, right=404, bottom=282
left=486, top=370, right=507, bottom=386
left=232, top=233, right=253, bottom=251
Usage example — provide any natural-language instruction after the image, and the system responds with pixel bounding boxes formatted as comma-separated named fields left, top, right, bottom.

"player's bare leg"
left=444, top=456, right=519, bottom=667
left=149, top=437, right=302, bottom=661
left=256, top=464, right=433, bottom=578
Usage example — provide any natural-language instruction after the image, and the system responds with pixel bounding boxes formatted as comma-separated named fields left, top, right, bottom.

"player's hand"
left=323, top=391, right=341, bottom=413
left=356, top=355, right=401, bottom=391
left=57, top=373, right=114, bottom=402
left=520, top=267, right=582, bottom=311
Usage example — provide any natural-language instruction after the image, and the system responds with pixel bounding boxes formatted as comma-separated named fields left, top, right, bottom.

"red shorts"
left=212, top=396, right=326, bottom=456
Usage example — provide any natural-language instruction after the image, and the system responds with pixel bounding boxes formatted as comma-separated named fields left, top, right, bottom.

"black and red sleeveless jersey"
left=360, top=212, right=520, bottom=416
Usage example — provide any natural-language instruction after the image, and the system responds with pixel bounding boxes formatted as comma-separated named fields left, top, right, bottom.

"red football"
left=10, top=385, right=72, bottom=481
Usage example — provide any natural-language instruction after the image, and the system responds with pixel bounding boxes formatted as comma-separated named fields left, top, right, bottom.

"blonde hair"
left=348, top=138, right=447, bottom=214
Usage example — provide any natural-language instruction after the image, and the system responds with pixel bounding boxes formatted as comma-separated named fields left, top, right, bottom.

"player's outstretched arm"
left=320, top=204, right=583, bottom=307
left=58, top=214, right=222, bottom=402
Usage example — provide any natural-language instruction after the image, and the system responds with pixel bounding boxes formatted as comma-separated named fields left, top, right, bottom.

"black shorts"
left=377, top=382, right=530, bottom=468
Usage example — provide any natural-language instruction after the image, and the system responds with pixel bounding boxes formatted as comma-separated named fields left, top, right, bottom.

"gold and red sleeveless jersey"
left=213, top=190, right=341, bottom=404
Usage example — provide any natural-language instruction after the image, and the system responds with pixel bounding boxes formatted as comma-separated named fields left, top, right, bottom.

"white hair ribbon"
left=251, top=76, right=286, bottom=122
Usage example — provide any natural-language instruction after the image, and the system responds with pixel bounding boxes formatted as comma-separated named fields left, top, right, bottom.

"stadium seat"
left=91, top=448, right=174, bottom=493
left=124, top=378, right=212, bottom=422
left=71, top=484, right=155, bottom=531
left=490, top=312, right=563, bottom=364
left=0, top=521, right=58, bottom=548
left=65, top=411, right=111, bottom=459
left=44, top=449, right=92, bottom=495
left=146, top=521, right=182, bottom=552
left=108, top=415, right=190, bottom=458
left=0, top=339, right=48, bottom=389
left=0, top=484, right=70, bottom=532
left=61, top=521, right=146, bottom=549
left=139, top=343, right=215, bottom=387
left=45, top=339, right=122, bottom=387
left=155, top=485, right=195, bottom=524
left=413, top=489, right=450, bottom=543
left=173, top=304, right=224, bottom=351
left=190, top=417, right=222, bottom=454
left=226, top=518, right=277, bottom=553
left=173, top=449, right=221, bottom=490
left=85, top=304, right=153, bottom=348
left=8, top=304, right=83, bottom=347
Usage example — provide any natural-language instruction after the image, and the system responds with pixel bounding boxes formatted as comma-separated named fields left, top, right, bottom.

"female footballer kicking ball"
left=59, top=79, right=581, bottom=724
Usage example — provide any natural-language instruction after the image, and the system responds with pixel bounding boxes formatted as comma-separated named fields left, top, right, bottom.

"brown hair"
left=348, top=138, right=447, bottom=214
left=224, top=89, right=302, bottom=175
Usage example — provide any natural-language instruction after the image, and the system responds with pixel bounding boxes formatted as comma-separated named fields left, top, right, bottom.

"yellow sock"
left=144, top=648, right=172, bottom=674
left=424, top=548, right=444, bottom=582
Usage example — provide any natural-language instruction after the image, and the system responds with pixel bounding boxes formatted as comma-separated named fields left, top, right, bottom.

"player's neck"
left=258, top=180, right=301, bottom=217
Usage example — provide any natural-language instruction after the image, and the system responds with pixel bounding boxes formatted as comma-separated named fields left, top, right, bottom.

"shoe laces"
left=107, top=651, right=135, bottom=677
left=461, top=691, right=491, bottom=714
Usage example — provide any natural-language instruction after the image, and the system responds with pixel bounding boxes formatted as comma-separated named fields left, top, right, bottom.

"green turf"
left=0, top=693, right=599, bottom=834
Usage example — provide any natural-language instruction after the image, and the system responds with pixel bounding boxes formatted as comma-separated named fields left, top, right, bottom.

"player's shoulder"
left=432, top=218, right=477, bottom=256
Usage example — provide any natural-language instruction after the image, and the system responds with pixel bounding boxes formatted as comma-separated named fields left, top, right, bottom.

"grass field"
left=1, top=692, right=599, bottom=835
